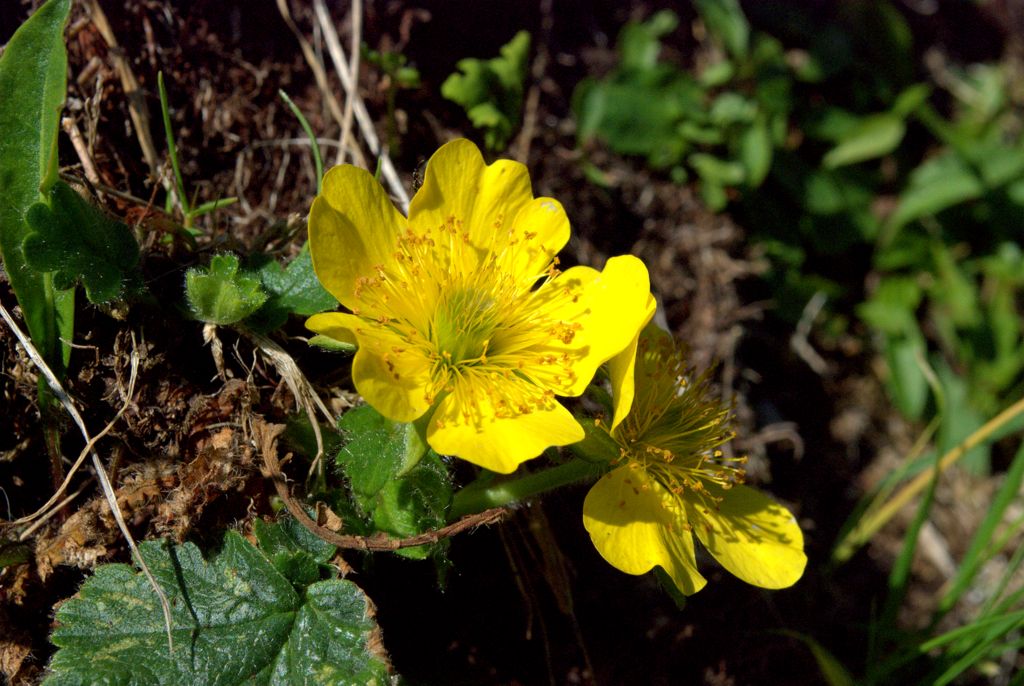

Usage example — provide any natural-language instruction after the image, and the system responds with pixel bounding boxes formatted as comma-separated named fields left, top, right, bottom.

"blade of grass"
left=879, top=452, right=942, bottom=635
left=833, top=394, right=1024, bottom=562
left=157, top=71, right=189, bottom=219
left=278, top=89, right=324, bottom=193
left=191, top=197, right=239, bottom=218
left=935, top=441, right=1024, bottom=620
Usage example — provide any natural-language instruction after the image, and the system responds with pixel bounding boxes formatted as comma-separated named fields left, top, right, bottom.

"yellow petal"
left=531, top=255, right=652, bottom=397
left=426, top=381, right=584, bottom=474
left=503, top=196, right=570, bottom=284
left=309, top=165, right=406, bottom=310
left=583, top=466, right=707, bottom=595
left=687, top=483, right=807, bottom=589
left=408, top=139, right=563, bottom=278
left=607, top=297, right=658, bottom=431
left=305, top=312, right=359, bottom=347
left=349, top=329, right=434, bottom=423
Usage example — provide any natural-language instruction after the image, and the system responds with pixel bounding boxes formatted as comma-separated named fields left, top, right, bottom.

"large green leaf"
left=0, top=0, right=73, bottom=369
left=47, top=532, right=392, bottom=685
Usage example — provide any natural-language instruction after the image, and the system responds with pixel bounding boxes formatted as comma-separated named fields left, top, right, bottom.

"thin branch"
left=0, top=306, right=174, bottom=652
left=312, top=0, right=410, bottom=212
left=256, top=421, right=509, bottom=550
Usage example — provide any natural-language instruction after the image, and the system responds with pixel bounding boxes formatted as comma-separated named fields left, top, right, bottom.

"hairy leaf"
left=336, top=404, right=428, bottom=500
left=46, top=533, right=391, bottom=685
left=186, top=253, right=268, bottom=325
left=23, top=181, right=139, bottom=303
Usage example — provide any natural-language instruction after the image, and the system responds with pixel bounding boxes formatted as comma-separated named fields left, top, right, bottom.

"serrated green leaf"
left=336, top=405, right=428, bottom=500
left=253, top=516, right=337, bottom=587
left=441, top=31, right=530, bottom=150
left=370, top=451, right=453, bottom=560
left=0, top=0, right=72, bottom=369
left=186, top=253, right=268, bottom=325
left=22, top=181, right=139, bottom=303
left=46, top=533, right=391, bottom=685
left=821, top=113, right=905, bottom=169
left=247, top=247, right=338, bottom=332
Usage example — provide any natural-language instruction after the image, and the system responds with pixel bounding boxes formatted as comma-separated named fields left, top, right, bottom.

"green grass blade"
left=190, top=197, right=239, bottom=218
left=0, top=0, right=71, bottom=370
left=278, top=89, right=323, bottom=194
left=936, top=441, right=1024, bottom=619
left=157, top=71, right=189, bottom=216
left=879, top=454, right=941, bottom=636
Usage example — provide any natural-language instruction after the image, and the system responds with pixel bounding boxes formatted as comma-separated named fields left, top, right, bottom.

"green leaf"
left=692, top=0, right=750, bottom=60
left=884, top=332, right=929, bottom=420
left=336, top=404, right=428, bottom=500
left=186, top=253, right=268, bottom=325
left=253, top=516, right=336, bottom=588
left=46, top=533, right=391, bottom=685
left=247, top=246, right=338, bottom=332
left=22, top=181, right=139, bottom=303
left=309, top=334, right=357, bottom=353
left=886, top=152, right=984, bottom=234
left=441, top=31, right=530, bottom=150
left=0, top=0, right=72, bottom=368
left=857, top=276, right=922, bottom=335
left=935, top=361, right=989, bottom=475
left=739, top=117, right=772, bottom=187
left=369, top=451, right=453, bottom=560
left=821, top=113, right=905, bottom=169
left=618, top=10, right=678, bottom=71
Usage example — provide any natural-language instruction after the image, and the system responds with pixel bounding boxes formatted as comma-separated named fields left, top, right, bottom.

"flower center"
left=614, top=336, right=743, bottom=509
left=433, top=287, right=500, bottom=366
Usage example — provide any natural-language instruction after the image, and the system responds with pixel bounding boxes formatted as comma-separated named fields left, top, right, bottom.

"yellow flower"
left=583, top=324, right=807, bottom=595
left=307, top=139, right=653, bottom=474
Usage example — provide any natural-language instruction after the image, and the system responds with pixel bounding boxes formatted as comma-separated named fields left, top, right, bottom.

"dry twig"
left=0, top=306, right=174, bottom=652
left=255, top=422, right=509, bottom=551
left=311, top=0, right=410, bottom=212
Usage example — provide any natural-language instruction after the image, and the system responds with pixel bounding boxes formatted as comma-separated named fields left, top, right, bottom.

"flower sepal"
left=568, top=416, right=622, bottom=464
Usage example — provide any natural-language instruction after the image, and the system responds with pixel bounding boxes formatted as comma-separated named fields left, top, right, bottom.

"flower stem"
left=450, top=458, right=607, bottom=519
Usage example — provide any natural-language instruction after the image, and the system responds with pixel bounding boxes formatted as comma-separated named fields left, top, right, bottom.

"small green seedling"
left=185, top=253, right=267, bottom=325
left=441, top=30, right=530, bottom=150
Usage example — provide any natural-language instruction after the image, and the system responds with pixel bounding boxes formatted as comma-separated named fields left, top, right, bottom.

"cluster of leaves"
left=333, top=405, right=452, bottom=562
left=574, top=4, right=784, bottom=210
left=46, top=519, right=392, bottom=684
left=574, top=2, right=1024, bottom=476
left=185, top=248, right=337, bottom=331
left=441, top=30, right=531, bottom=150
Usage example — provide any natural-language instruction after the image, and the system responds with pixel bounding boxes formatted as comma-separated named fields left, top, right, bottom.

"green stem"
left=450, top=458, right=607, bottom=519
